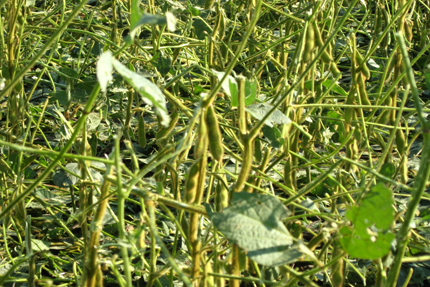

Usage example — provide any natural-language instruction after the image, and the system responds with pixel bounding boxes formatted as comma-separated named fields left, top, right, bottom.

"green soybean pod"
left=357, top=73, right=372, bottom=110
left=378, top=110, right=390, bottom=125
left=215, top=178, right=229, bottom=211
left=396, top=129, right=406, bottom=156
left=353, top=126, right=362, bottom=143
left=254, top=138, right=262, bottom=162
left=355, top=52, right=371, bottom=80
left=283, top=156, right=295, bottom=191
left=330, top=62, right=342, bottom=78
left=313, top=21, right=332, bottom=63
left=205, top=105, right=224, bottom=161
left=381, top=7, right=391, bottom=48
left=373, top=6, right=383, bottom=37
left=303, top=22, right=315, bottom=63
left=204, top=0, right=215, bottom=10
left=218, top=8, right=226, bottom=41
left=313, top=20, right=324, bottom=48
left=400, top=160, right=408, bottom=184
left=138, top=112, right=147, bottom=148
left=345, top=89, right=355, bottom=125
left=185, top=159, right=201, bottom=204
left=194, top=111, right=208, bottom=158
left=405, top=20, right=413, bottom=42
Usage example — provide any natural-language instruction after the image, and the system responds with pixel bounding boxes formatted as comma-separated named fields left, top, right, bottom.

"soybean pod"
left=205, top=105, right=224, bottom=161
left=303, top=21, right=315, bottom=63
left=185, top=159, right=201, bottom=204
left=138, top=112, right=147, bottom=148
left=357, top=73, right=372, bottom=109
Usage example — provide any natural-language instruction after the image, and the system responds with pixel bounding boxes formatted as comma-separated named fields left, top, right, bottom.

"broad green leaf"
left=187, top=1, right=201, bottom=16
left=130, top=0, right=176, bottom=40
left=245, top=103, right=291, bottom=127
left=53, top=162, right=105, bottom=187
left=230, top=78, right=257, bottom=107
left=59, top=67, right=79, bottom=80
left=97, top=51, right=113, bottom=93
left=25, top=0, right=35, bottom=6
left=209, top=193, right=309, bottom=266
left=193, top=17, right=212, bottom=40
left=25, top=239, right=50, bottom=252
left=87, top=112, right=101, bottom=131
left=130, top=0, right=142, bottom=31
left=339, top=226, right=395, bottom=260
left=211, top=69, right=238, bottom=100
left=346, top=183, right=394, bottom=230
left=367, top=58, right=380, bottom=69
left=322, top=79, right=348, bottom=96
left=133, top=14, right=170, bottom=30
left=380, top=163, right=396, bottom=179
left=262, top=125, right=285, bottom=149
left=112, top=59, right=170, bottom=127
left=156, top=55, right=172, bottom=76
left=244, top=79, right=257, bottom=105
left=339, top=183, right=395, bottom=260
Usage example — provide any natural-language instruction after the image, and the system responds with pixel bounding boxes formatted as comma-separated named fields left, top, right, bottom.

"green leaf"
left=245, top=103, right=291, bottom=127
left=53, top=162, right=105, bottom=187
left=211, top=69, right=238, bottom=100
left=209, top=193, right=309, bottom=266
left=244, top=79, right=257, bottom=106
left=26, top=239, right=50, bottom=252
left=112, top=58, right=170, bottom=127
left=130, top=0, right=142, bottom=31
left=59, top=67, right=79, bottom=80
left=193, top=17, right=212, bottom=40
left=380, top=163, right=396, bottom=179
left=187, top=1, right=201, bottom=16
left=322, top=79, right=348, bottom=96
left=130, top=1, right=176, bottom=41
left=230, top=78, right=257, bottom=107
left=156, top=55, right=172, bottom=76
left=339, top=183, right=395, bottom=260
left=339, top=226, right=395, bottom=260
left=346, top=183, right=394, bottom=230
left=262, top=125, right=285, bottom=149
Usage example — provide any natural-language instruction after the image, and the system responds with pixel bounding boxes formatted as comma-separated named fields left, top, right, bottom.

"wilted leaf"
left=208, top=193, right=309, bottom=266
left=112, top=59, right=170, bottom=127
left=246, top=103, right=291, bottom=127
left=97, top=51, right=113, bottom=93
left=367, top=58, right=380, bottom=69
left=87, top=112, right=101, bottom=131
left=165, top=11, right=177, bottom=32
